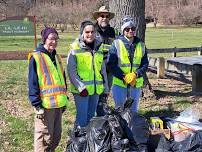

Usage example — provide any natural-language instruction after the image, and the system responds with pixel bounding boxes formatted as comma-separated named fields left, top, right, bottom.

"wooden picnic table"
left=167, top=56, right=202, bottom=93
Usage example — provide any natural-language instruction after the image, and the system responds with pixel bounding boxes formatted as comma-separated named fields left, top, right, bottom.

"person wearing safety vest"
left=107, top=16, right=149, bottom=112
left=67, top=20, right=109, bottom=128
left=93, top=6, right=120, bottom=116
left=28, top=27, right=68, bottom=152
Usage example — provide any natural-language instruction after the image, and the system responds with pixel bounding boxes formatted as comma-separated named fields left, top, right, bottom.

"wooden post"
left=34, top=16, right=37, bottom=49
left=172, top=47, right=176, bottom=57
left=157, top=57, right=165, bottom=78
left=192, top=64, right=202, bottom=93
left=198, top=46, right=202, bottom=56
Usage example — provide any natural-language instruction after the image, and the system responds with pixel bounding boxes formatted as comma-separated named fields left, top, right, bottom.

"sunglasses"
left=100, top=14, right=109, bottom=18
left=124, top=27, right=136, bottom=32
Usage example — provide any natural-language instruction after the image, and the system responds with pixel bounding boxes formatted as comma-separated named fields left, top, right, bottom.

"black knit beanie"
left=80, top=20, right=94, bottom=35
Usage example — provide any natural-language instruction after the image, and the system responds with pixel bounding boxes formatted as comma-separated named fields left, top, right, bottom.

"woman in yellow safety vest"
left=107, top=16, right=149, bottom=112
left=67, top=20, right=109, bottom=128
left=28, top=27, right=68, bottom=152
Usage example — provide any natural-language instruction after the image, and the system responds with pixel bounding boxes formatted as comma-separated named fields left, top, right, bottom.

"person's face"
left=123, top=26, right=136, bottom=39
left=44, top=33, right=58, bottom=52
left=96, top=13, right=110, bottom=28
left=82, top=25, right=95, bottom=43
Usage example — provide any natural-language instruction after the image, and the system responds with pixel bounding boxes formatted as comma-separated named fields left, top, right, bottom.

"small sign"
left=0, top=16, right=34, bottom=36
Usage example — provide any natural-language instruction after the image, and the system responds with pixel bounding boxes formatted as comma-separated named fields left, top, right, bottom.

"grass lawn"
left=0, top=27, right=202, bottom=151
left=1, top=27, right=202, bottom=54
left=0, top=32, right=78, bottom=54
left=0, top=59, right=200, bottom=151
left=145, top=27, right=202, bottom=49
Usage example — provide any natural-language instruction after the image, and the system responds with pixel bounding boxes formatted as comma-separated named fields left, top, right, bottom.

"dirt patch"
left=0, top=51, right=32, bottom=60
left=0, top=100, right=33, bottom=118
left=141, top=73, right=202, bottom=118
left=0, top=51, right=67, bottom=60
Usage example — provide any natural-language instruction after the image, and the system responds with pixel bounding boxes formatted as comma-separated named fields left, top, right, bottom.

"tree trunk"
left=109, top=0, right=146, bottom=41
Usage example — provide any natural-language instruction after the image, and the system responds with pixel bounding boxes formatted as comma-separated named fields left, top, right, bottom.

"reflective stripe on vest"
left=69, top=41, right=104, bottom=95
left=112, top=39, right=144, bottom=88
left=29, top=52, right=68, bottom=109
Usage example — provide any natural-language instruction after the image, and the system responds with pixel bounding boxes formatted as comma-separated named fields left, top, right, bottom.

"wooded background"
left=1, top=0, right=202, bottom=30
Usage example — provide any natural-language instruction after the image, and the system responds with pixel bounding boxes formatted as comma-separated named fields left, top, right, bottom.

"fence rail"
left=147, top=46, right=202, bottom=92
left=147, top=47, right=202, bottom=57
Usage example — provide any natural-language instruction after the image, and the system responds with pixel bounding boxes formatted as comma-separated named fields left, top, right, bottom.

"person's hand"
left=129, top=79, right=136, bottom=86
left=79, top=88, right=88, bottom=97
left=129, top=73, right=137, bottom=86
left=123, top=72, right=136, bottom=85
left=34, top=107, right=44, bottom=119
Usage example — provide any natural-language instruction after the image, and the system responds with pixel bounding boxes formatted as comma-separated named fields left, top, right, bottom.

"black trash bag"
left=86, top=106, right=137, bottom=152
left=148, top=133, right=165, bottom=152
left=171, top=130, right=202, bottom=152
left=155, top=134, right=172, bottom=152
left=156, top=130, right=202, bottom=152
left=107, top=105, right=141, bottom=152
left=108, top=113, right=131, bottom=151
left=86, top=116, right=111, bottom=152
left=97, top=94, right=108, bottom=116
left=120, top=109, right=150, bottom=152
left=66, top=126, right=89, bottom=152
left=188, top=130, right=202, bottom=151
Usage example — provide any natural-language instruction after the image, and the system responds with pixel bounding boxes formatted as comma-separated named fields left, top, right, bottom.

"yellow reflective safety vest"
left=69, top=41, right=104, bottom=95
left=112, top=39, right=145, bottom=88
left=28, top=52, right=68, bottom=109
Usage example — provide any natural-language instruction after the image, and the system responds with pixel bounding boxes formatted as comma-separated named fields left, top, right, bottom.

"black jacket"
left=95, top=23, right=117, bottom=45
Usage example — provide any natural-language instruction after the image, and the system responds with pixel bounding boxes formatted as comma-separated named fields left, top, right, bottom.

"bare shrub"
left=28, top=1, right=99, bottom=31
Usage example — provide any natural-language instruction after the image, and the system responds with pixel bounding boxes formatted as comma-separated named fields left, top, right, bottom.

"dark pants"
left=96, top=72, right=112, bottom=116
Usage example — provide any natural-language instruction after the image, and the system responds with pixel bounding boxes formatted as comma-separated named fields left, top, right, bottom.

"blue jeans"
left=73, top=94, right=99, bottom=127
left=112, top=85, right=141, bottom=112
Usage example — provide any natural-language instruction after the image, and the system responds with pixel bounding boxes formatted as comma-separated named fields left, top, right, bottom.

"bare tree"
left=0, top=0, right=7, bottom=19
left=1, top=0, right=31, bottom=17
left=145, top=0, right=161, bottom=27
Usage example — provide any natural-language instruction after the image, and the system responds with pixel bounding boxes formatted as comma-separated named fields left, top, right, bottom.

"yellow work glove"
left=123, top=72, right=136, bottom=85
left=129, top=75, right=136, bottom=86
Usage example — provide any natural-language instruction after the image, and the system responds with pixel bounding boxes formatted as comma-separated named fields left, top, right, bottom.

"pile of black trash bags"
left=66, top=98, right=150, bottom=152
left=66, top=98, right=202, bottom=152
